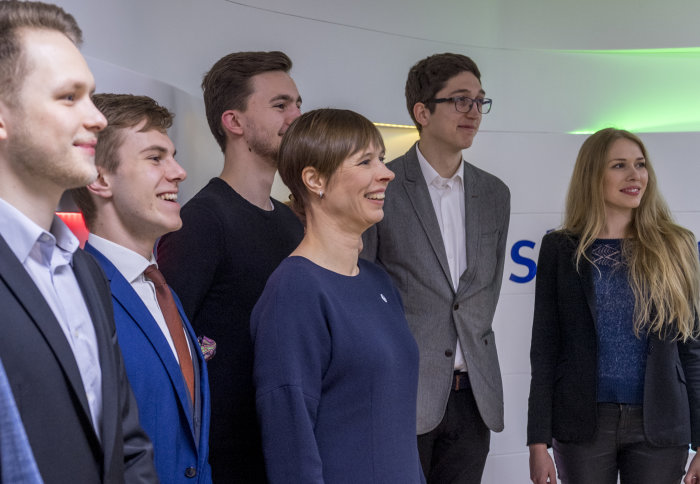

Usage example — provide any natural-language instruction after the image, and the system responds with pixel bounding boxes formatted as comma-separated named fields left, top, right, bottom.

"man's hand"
left=684, top=452, right=700, bottom=484
left=529, top=443, right=557, bottom=484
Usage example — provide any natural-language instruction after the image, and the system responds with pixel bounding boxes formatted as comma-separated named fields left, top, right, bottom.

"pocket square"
left=197, top=335, right=216, bottom=361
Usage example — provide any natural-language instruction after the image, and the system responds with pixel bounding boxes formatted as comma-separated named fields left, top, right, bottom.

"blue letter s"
left=509, top=240, right=537, bottom=284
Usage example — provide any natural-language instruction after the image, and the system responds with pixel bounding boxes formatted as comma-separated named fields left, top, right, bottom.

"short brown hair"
left=202, top=51, right=292, bottom=152
left=0, top=1, right=82, bottom=104
left=71, top=93, right=174, bottom=229
left=278, top=109, right=384, bottom=219
left=405, top=53, right=481, bottom=131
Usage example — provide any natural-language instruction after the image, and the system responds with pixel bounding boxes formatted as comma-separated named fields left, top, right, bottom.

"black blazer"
left=0, top=235, right=157, bottom=483
left=527, top=231, right=700, bottom=448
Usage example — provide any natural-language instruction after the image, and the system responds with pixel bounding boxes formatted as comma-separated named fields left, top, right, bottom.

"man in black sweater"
left=157, top=51, right=304, bottom=483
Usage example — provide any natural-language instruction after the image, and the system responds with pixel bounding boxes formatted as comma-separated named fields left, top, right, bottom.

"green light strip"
left=564, top=46, right=700, bottom=134
left=560, top=47, right=700, bottom=55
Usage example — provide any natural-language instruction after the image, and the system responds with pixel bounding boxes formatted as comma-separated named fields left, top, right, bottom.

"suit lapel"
left=73, top=249, right=114, bottom=458
left=562, top=235, right=598, bottom=330
left=85, top=244, right=196, bottom=435
left=578, top=255, right=598, bottom=330
left=402, top=146, right=453, bottom=289
left=458, top=163, right=481, bottom=293
left=0, top=236, right=96, bottom=436
left=173, top=290, right=208, bottom=451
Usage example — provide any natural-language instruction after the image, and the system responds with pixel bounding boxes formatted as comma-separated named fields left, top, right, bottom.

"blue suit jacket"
left=86, top=243, right=212, bottom=484
left=0, top=357, right=42, bottom=484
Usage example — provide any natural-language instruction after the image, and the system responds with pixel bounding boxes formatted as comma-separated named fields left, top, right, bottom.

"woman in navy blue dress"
left=251, top=109, right=426, bottom=483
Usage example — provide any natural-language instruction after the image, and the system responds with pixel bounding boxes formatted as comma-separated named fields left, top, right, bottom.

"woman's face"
left=322, top=143, right=394, bottom=234
left=601, top=137, right=648, bottom=219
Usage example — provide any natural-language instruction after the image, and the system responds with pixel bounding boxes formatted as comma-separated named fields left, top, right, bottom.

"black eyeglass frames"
left=427, top=96, right=492, bottom=114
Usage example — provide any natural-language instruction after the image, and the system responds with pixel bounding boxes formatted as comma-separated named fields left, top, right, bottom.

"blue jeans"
left=553, top=403, right=689, bottom=484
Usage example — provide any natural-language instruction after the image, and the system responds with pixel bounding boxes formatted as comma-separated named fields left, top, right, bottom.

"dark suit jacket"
left=0, top=235, right=157, bottom=484
left=86, top=243, right=212, bottom=483
left=362, top=144, right=510, bottom=433
left=527, top=231, right=700, bottom=448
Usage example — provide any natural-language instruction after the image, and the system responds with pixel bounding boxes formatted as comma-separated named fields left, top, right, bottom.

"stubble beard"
left=245, top=122, right=281, bottom=169
left=8, top=123, right=97, bottom=190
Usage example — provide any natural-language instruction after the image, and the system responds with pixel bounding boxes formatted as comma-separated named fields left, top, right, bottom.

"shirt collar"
left=0, top=197, right=79, bottom=264
left=87, top=233, right=154, bottom=283
left=415, top=144, right=464, bottom=189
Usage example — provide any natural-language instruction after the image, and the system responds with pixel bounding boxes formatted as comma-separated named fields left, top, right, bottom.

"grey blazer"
left=362, top=143, right=510, bottom=434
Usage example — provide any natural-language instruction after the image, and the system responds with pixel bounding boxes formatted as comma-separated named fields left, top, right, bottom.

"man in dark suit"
left=362, top=53, right=510, bottom=483
left=0, top=2, right=157, bottom=483
left=72, top=94, right=212, bottom=483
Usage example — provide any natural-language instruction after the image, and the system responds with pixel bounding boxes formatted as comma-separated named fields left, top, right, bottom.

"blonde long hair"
left=563, top=128, right=700, bottom=341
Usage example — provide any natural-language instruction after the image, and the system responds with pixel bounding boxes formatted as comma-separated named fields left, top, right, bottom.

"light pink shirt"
left=0, top=198, right=103, bottom=439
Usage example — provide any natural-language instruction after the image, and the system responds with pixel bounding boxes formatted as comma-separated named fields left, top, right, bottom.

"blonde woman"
left=527, top=128, right=700, bottom=484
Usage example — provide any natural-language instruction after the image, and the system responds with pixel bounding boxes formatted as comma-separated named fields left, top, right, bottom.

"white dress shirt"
left=0, top=198, right=103, bottom=439
left=416, top=146, right=468, bottom=372
left=87, top=234, right=187, bottom=361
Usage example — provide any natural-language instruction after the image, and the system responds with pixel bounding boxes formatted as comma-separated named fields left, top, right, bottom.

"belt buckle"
left=453, top=372, right=468, bottom=391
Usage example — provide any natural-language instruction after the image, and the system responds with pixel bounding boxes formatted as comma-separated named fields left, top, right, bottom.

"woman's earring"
left=319, top=190, right=324, bottom=199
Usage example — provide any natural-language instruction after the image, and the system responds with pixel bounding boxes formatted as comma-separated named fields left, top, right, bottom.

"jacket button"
left=445, top=349, right=453, bottom=357
left=453, top=304, right=459, bottom=310
left=185, top=467, right=197, bottom=478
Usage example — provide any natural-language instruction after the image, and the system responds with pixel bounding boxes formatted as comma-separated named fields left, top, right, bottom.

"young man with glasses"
left=362, top=52, right=510, bottom=484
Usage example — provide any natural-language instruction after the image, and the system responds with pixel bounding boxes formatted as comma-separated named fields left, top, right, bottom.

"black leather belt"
left=452, top=371, right=470, bottom=391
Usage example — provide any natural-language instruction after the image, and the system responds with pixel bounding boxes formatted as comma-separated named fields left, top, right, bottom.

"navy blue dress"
left=251, top=256, right=425, bottom=483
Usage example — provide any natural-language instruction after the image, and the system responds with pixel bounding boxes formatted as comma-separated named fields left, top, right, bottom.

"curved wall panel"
left=51, top=1, right=700, bottom=481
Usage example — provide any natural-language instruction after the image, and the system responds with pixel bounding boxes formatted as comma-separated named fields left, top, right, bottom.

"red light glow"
left=56, top=212, right=89, bottom=248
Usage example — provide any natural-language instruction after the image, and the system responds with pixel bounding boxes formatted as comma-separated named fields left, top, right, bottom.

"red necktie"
left=144, top=264, right=195, bottom=405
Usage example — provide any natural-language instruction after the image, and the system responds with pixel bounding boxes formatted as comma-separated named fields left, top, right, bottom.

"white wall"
left=52, top=1, right=700, bottom=481
left=470, top=131, right=700, bottom=482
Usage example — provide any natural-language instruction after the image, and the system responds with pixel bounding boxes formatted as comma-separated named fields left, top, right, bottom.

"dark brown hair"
left=202, top=51, right=292, bottom=151
left=71, top=93, right=174, bottom=229
left=278, top=108, right=384, bottom=218
left=0, top=1, right=82, bottom=104
left=405, top=53, right=481, bottom=131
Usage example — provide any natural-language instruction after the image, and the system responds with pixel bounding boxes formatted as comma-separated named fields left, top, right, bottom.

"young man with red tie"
left=72, top=93, right=212, bottom=484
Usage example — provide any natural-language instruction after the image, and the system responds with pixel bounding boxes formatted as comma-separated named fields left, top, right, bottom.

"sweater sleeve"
left=527, top=232, right=562, bottom=446
left=251, top=268, right=330, bottom=484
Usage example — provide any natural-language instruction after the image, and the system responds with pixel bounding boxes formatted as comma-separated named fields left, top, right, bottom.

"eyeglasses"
left=427, top=96, right=492, bottom=114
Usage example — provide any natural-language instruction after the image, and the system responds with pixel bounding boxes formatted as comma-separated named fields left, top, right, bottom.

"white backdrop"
left=52, top=1, right=700, bottom=481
